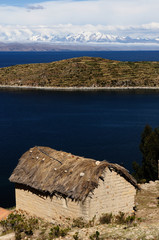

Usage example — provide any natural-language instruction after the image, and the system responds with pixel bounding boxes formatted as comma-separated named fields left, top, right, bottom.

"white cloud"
left=0, top=0, right=159, bottom=26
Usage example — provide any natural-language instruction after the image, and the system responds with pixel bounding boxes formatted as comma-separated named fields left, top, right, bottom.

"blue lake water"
left=1, top=51, right=159, bottom=68
left=1, top=51, right=159, bottom=208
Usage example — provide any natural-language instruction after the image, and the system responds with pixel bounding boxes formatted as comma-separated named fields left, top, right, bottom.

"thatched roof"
left=9, top=146, right=138, bottom=201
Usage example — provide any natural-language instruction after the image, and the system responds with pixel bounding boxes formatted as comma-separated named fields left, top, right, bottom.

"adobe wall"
left=88, top=168, right=136, bottom=219
left=15, top=188, right=89, bottom=221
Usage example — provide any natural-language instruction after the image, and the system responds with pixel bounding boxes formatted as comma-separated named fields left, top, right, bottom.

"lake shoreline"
left=1, top=85, right=159, bottom=91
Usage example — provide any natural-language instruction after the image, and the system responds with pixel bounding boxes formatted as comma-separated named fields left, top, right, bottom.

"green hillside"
left=0, top=56, right=159, bottom=87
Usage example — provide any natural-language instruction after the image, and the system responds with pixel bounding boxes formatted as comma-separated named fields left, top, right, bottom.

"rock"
left=148, top=204, right=156, bottom=208
left=149, top=181, right=156, bottom=185
left=0, top=233, right=15, bottom=240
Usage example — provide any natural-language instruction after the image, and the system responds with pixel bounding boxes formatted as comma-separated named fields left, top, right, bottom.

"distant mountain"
left=0, top=41, right=159, bottom=52
left=1, top=30, right=159, bottom=44
left=0, top=24, right=159, bottom=45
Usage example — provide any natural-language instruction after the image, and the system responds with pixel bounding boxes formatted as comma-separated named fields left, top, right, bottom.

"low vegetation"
left=48, top=225, right=69, bottom=239
left=99, top=213, right=112, bottom=224
left=0, top=211, right=69, bottom=240
left=72, top=212, right=136, bottom=229
left=73, top=231, right=80, bottom=240
left=89, top=231, right=101, bottom=240
left=115, top=211, right=135, bottom=225
left=72, top=216, right=96, bottom=228
left=0, top=211, right=38, bottom=239
left=1, top=57, right=159, bottom=88
left=72, top=217, right=87, bottom=228
left=99, top=212, right=135, bottom=225
left=0, top=211, right=136, bottom=239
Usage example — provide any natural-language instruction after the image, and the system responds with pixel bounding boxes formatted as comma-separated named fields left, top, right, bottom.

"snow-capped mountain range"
left=0, top=24, right=159, bottom=45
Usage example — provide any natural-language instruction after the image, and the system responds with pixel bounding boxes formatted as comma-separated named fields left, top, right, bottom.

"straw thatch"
left=9, top=146, right=138, bottom=202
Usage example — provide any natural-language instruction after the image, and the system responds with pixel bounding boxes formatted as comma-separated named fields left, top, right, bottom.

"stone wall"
left=15, top=169, right=136, bottom=221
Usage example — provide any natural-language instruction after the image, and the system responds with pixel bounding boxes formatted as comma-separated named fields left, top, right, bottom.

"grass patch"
left=115, top=212, right=135, bottom=225
left=48, top=225, right=69, bottom=239
left=99, top=213, right=113, bottom=224
left=89, top=231, right=103, bottom=240
left=72, top=217, right=86, bottom=228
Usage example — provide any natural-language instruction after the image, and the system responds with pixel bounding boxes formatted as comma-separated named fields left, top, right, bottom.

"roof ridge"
left=36, top=146, right=63, bottom=165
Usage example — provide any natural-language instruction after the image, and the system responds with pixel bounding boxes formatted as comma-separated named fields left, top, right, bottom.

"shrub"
left=125, top=215, right=135, bottom=224
left=73, top=232, right=80, bottom=240
left=115, top=211, right=126, bottom=224
left=115, top=212, right=135, bottom=225
left=72, top=217, right=86, bottom=228
left=99, top=213, right=112, bottom=224
left=15, top=231, right=22, bottom=240
left=48, top=225, right=69, bottom=239
left=0, top=212, right=39, bottom=237
left=87, top=215, right=96, bottom=227
left=89, top=231, right=101, bottom=240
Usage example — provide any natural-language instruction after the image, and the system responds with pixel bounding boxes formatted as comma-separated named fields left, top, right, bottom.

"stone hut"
left=9, top=146, right=138, bottom=221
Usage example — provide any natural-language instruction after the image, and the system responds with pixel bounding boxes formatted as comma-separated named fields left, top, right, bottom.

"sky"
left=0, top=0, right=158, bottom=26
left=0, top=0, right=159, bottom=43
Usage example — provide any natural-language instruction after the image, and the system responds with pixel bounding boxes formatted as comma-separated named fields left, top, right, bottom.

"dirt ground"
left=136, top=180, right=159, bottom=226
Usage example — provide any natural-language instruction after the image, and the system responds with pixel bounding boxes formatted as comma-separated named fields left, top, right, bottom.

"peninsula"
left=0, top=57, right=159, bottom=88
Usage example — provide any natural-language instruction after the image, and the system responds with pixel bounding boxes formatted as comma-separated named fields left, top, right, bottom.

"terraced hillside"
left=0, top=57, right=159, bottom=87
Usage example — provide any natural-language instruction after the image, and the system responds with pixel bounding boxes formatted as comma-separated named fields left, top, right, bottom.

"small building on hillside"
left=9, top=146, right=138, bottom=221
